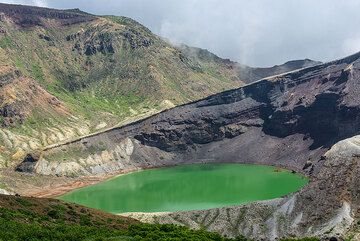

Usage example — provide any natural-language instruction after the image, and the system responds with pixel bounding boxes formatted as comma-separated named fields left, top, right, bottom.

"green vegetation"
left=0, top=36, right=14, bottom=49
left=0, top=9, right=249, bottom=167
left=14, top=57, right=25, bottom=71
left=0, top=11, right=242, bottom=117
left=0, top=196, right=239, bottom=241
left=0, top=7, right=315, bottom=169
left=31, top=63, right=45, bottom=83
left=0, top=220, right=234, bottom=241
left=0, top=198, right=321, bottom=241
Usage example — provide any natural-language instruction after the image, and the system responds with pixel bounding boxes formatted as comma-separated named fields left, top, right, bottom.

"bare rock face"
left=66, top=30, right=116, bottom=56
left=121, top=28, right=153, bottom=49
left=131, top=54, right=360, bottom=154
left=17, top=52, right=360, bottom=239
left=65, top=23, right=153, bottom=57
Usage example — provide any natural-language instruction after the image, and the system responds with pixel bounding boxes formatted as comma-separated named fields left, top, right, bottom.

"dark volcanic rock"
left=126, top=53, right=360, bottom=157
left=122, top=28, right=153, bottom=49
left=0, top=104, right=25, bottom=127
left=0, top=26, right=6, bottom=34
left=111, top=52, right=360, bottom=239
left=0, top=3, right=95, bottom=27
left=15, top=154, right=38, bottom=172
left=67, top=30, right=116, bottom=56
left=38, top=34, right=51, bottom=41
left=20, top=52, right=360, bottom=174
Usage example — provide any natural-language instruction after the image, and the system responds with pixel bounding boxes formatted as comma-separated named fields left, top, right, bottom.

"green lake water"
left=60, top=163, right=308, bottom=213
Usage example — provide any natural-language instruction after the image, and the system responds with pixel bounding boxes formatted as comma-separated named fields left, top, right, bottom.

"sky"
left=1, top=0, right=360, bottom=67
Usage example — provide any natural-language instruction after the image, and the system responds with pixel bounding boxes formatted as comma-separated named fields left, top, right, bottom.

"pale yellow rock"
left=129, top=108, right=138, bottom=115
left=160, top=99, right=175, bottom=109
left=101, top=150, right=113, bottom=162
left=41, top=132, right=48, bottom=146
left=85, top=155, right=95, bottom=165
left=62, top=126, right=76, bottom=140
left=78, top=157, right=87, bottom=166
left=29, top=140, right=41, bottom=150
left=1, top=131, right=13, bottom=148
left=11, top=149, right=25, bottom=162
left=124, top=138, right=134, bottom=156
left=0, top=154, right=5, bottom=168
left=20, top=142, right=29, bottom=151
left=77, top=125, right=90, bottom=136
left=95, top=122, right=107, bottom=130
left=48, top=133, right=58, bottom=143
left=54, top=129, right=65, bottom=141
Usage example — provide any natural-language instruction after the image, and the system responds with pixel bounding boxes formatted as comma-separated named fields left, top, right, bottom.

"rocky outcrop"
left=28, top=138, right=136, bottom=176
left=38, top=34, right=51, bottom=42
left=121, top=28, right=153, bottom=49
left=65, top=24, right=152, bottom=57
left=66, top=30, right=116, bottom=56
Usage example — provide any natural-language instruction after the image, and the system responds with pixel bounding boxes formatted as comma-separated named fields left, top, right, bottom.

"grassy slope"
left=0, top=13, right=245, bottom=118
left=0, top=194, right=245, bottom=241
left=0, top=194, right=320, bottom=241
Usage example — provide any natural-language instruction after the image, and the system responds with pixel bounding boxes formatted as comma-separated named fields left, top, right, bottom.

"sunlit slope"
left=0, top=3, right=319, bottom=167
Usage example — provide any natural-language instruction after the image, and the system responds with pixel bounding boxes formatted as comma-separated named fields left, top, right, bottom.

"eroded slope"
left=19, top=52, right=360, bottom=176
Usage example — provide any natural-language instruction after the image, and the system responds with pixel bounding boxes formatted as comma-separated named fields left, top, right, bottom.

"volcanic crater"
left=15, top=52, right=360, bottom=239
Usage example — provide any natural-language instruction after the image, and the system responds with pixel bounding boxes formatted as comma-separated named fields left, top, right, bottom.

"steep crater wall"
left=17, top=53, right=360, bottom=175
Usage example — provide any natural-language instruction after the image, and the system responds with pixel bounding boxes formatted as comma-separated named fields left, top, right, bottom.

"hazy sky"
left=2, top=0, right=360, bottom=67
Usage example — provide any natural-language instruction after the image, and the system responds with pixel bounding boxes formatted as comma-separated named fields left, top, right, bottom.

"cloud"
left=1, top=0, right=47, bottom=7
left=343, top=36, right=360, bottom=56
left=32, top=0, right=47, bottom=7
left=2, top=0, right=360, bottom=66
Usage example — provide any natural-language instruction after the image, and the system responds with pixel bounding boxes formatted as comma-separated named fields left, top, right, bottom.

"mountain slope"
left=0, top=3, right=321, bottom=168
left=0, top=194, right=238, bottom=241
left=16, top=51, right=360, bottom=239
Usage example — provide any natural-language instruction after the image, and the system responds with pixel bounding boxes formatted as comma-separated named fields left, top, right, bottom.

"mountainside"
left=0, top=3, right=319, bottom=168
left=15, top=51, right=360, bottom=239
left=0, top=194, right=239, bottom=241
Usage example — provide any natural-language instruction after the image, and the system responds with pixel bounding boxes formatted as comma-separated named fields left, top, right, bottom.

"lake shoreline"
left=25, top=162, right=309, bottom=199
left=59, top=163, right=308, bottom=214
